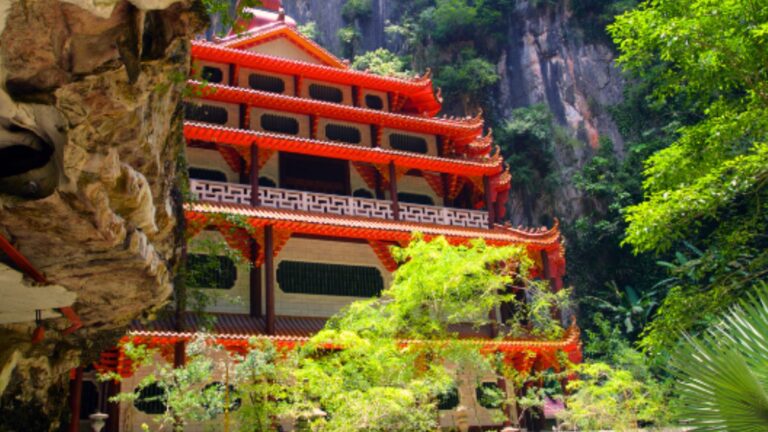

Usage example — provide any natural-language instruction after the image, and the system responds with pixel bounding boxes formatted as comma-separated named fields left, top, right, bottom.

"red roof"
left=184, top=122, right=503, bottom=178
left=216, top=22, right=347, bottom=69
left=191, top=41, right=442, bottom=116
left=188, top=81, right=483, bottom=145
left=132, top=313, right=327, bottom=340
left=185, top=203, right=563, bottom=249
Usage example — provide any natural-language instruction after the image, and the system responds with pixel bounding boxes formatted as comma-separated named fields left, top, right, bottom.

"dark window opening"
left=259, top=176, right=276, bottom=188
left=309, top=84, right=344, bottom=103
left=248, top=73, right=285, bottom=93
left=397, top=192, right=434, bottom=206
left=325, top=124, right=361, bottom=144
left=277, top=261, right=383, bottom=297
left=189, top=167, right=227, bottom=182
left=280, top=153, right=349, bottom=195
left=79, top=381, right=99, bottom=420
left=201, top=66, right=223, bottom=84
left=389, top=134, right=428, bottom=154
left=352, top=188, right=374, bottom=199
left=187, top=254, right=237, bottom=289
left=438, top=387, right=460, bottom=410
left=184, top=103, right=228, bottom=125
left=261, top=114, right=300, bottom=135
left=476, top=382, right=504, bottom=410
left=365, top=94, right=384, bottom=110
left=134, top=383, right=167, bottom=415
left=202, top=382, right=241, bottom=414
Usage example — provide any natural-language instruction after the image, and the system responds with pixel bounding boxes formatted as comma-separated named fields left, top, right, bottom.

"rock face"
left=282, top=0, right=625, bottom=225
left=0, top=0, right=205, bottom=428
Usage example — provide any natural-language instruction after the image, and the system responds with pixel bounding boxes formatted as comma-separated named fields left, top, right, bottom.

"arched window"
left=183, top=103, right=228, bottom=125
left=189, top=167, right=227, bottom=182
left=365, top=94, right=384, bottom=110
left=134, top=383, right=167, bottom=415
left=397, top=192, right=435, bottom=206
left=248, top=73, right=285, bottom=94
left=437, top=387, right=460, bottom=410
left=260, top=114, right=300, bottom=135
left=258, top=176, right=277, bottom=188
left=309, top=84, right=344, bottom=103
left=389, top=133, right=428, bottom=154
left=352, top=188, right=374, bottom=199
left=277, top=261, right=383, bottom=297
left=186, top=254, right=237, bottom=289
left=476, top=382, right=504, bottom=409
left=325, top=124, right=361, bottom=144
left=201, top=66, right=223, bottom=84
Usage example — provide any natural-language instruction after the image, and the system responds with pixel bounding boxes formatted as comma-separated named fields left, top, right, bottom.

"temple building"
left=70, top=5, right=579, bottom=432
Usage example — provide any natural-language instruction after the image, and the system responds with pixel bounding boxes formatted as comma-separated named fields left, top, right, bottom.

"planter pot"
left=88, top=412, right=109, bottom=432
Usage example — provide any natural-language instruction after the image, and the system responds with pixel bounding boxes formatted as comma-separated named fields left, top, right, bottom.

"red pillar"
left=483, top=175, right=496, bottom=229
left=68, top=367, right=83, bottom=432
left=388, top=161, right=399, bottom=220
left=264, top=225, right=275, bottom=335
left=250, top=240, right=262, bottom=318
left=106, top=380, right=121, bottom=432
left=250, top=144, right=260, bottom=206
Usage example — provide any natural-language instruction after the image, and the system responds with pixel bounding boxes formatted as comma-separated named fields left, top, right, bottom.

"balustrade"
left=190, top=179, right=488, bottom=228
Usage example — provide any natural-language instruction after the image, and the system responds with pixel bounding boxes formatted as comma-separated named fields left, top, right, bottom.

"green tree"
left=670, top=283, right=768, bottom=431
left=351, top=48, right=411, bottom=78
left=609, top=0, right=768, bottom=353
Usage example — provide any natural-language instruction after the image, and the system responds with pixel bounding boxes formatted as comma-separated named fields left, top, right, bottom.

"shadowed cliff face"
left=0, top=1, right=205, bottom=428
left=282, top=0, right=625, bottom=226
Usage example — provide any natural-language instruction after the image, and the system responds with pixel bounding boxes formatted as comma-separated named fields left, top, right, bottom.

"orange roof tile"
left=191, top=41, right=442, bottom=116
left=184, top=122, right=503, bottom=177
left=184, top=202, right=562, bottom=249
left=187, top=81, right=483, bottom=144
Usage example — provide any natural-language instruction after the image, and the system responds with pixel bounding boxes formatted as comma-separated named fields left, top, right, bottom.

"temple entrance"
left=279, top=152, right=350, bottom=195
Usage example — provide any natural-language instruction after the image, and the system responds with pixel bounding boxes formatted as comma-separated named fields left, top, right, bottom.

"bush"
left=342, top=0, right=372, bottom=22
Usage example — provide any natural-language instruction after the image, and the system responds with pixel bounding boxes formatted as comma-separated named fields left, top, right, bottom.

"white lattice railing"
left=189, top=179, right=488, bottom=228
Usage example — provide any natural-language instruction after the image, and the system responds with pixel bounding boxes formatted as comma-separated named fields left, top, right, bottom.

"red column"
left=250, top=240, right=262, bottom=318
left=483, top=175, right=496, bottom=229
left=264, top=225, right=275, bottom=335
left=68, top=367, right=83, bottom=432
left=106, top=380, right=121, bottom=432
left=388, top=161, right=399, bottom=220
left=250, top=144, right=260, bottom=206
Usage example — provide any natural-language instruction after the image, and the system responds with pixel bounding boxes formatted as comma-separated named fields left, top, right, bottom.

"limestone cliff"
left=282, top=0, right=626, bottom=225
left=0, top=1, right=205, bottom=429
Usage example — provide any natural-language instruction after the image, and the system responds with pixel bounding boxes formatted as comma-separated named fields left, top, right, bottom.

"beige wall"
left=237, top=67, right=294, bottom=95
left=380, top=127, right=439, bottom=157
left=265, top=237, right=392, bottom=318
left=191, top=59, right=230, bottom=86
left=186, top=97, right=239, bottom=129
left=249, top=107, right=310, bottom=139
left=187, top=147, right=240, bottom=183
left=301, top=78, right=352, bottom=105
left=188, top=230, right=250, bottom=315
left=316, top=117, right=371, bottom=147
left=360, top=88, right=389, bottom=111
left=247, top=37, right=324, bottom=65
left=389, top=173, right=443, bottom=206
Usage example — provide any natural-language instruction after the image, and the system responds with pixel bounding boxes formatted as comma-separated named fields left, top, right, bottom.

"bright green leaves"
left=350, top=48, right=411, bottom=79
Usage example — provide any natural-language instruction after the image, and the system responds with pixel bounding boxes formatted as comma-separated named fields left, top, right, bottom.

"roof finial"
left=278, top=7, right=286, bottom=21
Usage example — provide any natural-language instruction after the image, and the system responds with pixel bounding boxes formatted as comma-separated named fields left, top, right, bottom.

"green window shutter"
left=277, top=261, right=383, bottom=297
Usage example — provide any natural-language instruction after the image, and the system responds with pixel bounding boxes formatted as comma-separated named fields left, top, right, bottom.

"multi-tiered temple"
left=72, top=6, right=579, bottom=431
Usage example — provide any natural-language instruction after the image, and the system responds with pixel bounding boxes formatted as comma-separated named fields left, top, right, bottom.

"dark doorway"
left=279, top=153, right=350, bottom=195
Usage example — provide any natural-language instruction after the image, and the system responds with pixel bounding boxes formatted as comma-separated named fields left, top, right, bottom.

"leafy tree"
left=342, top=0, right=373, bottom=22
left=670, top=283, right=768, bottom=431
left=297, top=21, right=319, bottom=41
left=351, top=48, right=411, bottom=78
left=609, top=0, right=768, bottom=353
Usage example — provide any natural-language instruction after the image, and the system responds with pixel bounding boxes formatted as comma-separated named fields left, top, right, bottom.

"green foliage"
left=342, top=0, right=373, bottom=22
left=297, top=21, right=319, bottom=41
left=337, top=26, right=362, bottom=58
left=670, top=283, right=768, bottom=431
left=434, top=49, right=499, bottom=104
left=351, top=48, right=411, bottom=78
left=609, top=0, right=768, bottom=353
left=428, top=0, right=478, bottom=44
left=569, top=0, right=638, bottom=43
left=588, top=281, right=657, bottom=336
left=203, top=0, right=262, bottom=36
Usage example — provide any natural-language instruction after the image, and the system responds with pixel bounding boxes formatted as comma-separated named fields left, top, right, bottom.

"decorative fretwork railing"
left=190, top=179, right=489, bottom=228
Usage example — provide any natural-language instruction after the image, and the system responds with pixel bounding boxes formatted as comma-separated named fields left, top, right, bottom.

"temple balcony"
left=189, top=178, right=490, bottom=229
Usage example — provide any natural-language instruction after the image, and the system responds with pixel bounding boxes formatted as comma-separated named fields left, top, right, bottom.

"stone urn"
left=88, top=412, right=109, bottom=432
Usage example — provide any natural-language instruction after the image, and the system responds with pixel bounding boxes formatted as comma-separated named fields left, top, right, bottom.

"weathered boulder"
left=0, top=0, right=205, bottom=428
